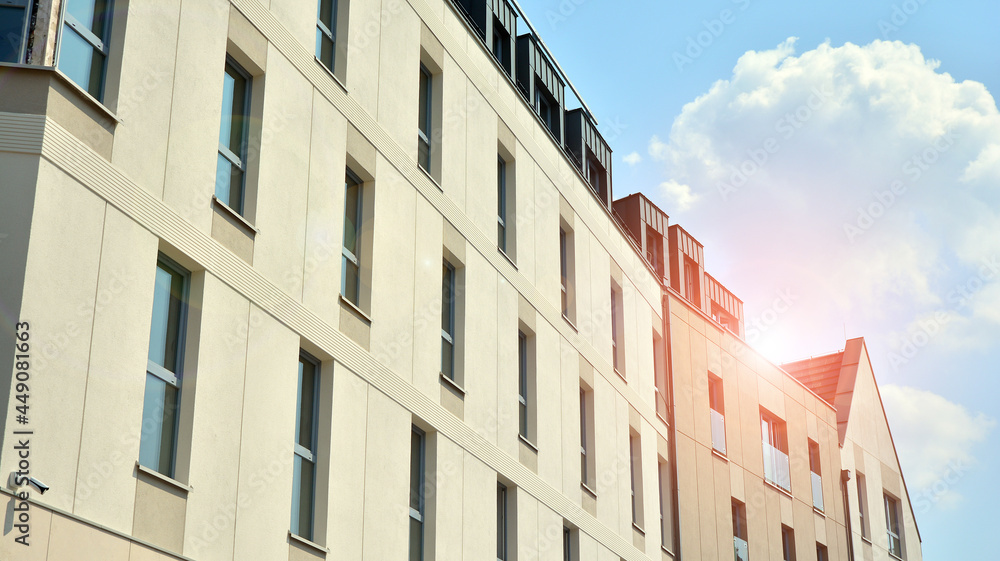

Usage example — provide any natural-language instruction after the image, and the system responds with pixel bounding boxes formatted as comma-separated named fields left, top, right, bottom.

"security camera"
left=27, top=477, right=49, bottom=495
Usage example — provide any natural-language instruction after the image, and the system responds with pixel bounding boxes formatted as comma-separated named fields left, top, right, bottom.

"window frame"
left=884, top=493, right=903, bottom=558
left=341, top=168, right=364, bottom=306
left=579, top=388, right=588, bottom=486
left=139, top=254, right=190, bottom=478
left=215, top=56, right=252, bottom=215
left=560, top=228, right=569, bottom=317
left=409, top=426, right=426, bottom=561
left=417, top=63, right=433, bottom=173
left=291, top=351, right=321, bottom=540
left=497, top=482, right=508, bottom=561
left=497, top=155, right=507, bottom=253
left=0, top=0, right=32, bottom=64
left=57, top=0, right=113, bottom=100
left=441, top=260, right=456, bottom=381
left=857, top=473, right=869, bottom=539
left=781, top=525, right=796, bottom=561
left=315, top=0, right=337, bottom=71
left=517, top=330, right=528, bottom=439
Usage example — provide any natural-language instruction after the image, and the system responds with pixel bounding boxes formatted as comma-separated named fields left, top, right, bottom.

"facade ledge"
left=711, top=449, right=728, bottom=462
left=562, top=313, right=578, bottom=332
left=212, top=196, right=260, bottom=236
left=581, top=482, right=598, bottom=498
left=661, top=545, right=676, bottom=556
left=439, top=372, right=466, bottom=396
left=498, top=247, right=518, bottom=269
left=288, top=531, right=330, bottom=555
left=614, top=368, right=627, bottom=384
left=861, top=536, right=872, bottom=545
left=135, top=462, right=192, bottom=494
left=419, top=165, right=443, bottom=191
left=813, top=506, right=826, bottom=517
left=632, top=522, right=645, bottom=535
left=763, top=479, right=794, bottom=499
left=339, top=294, right=373, bottom=324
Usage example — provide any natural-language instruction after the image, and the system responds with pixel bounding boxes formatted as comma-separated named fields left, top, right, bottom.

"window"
left=535, top=89, right=552, bottom=131
left=58, top=0, right=113, bottom=99
left=816, top=544, right=828, bottom=561
left=657, top=459, right=675, bottom=551
left=291, top=353, right=320, bottom=540
left=579, top=386, right=595, bottom=489
left=215, top=58, right=251, bottom=215
left=140, top=255, right=188, bottom=478
left=560, top=226, right=575, bottom=320
left=781, top=526, right=796, bottom=561
left=517, top=329, right=535, bottom=441
left=497, top=482, right=508, bottom=561
left=732, top=500, right=749, bottom=561
left=491, top=17, right=511, bottom=74
left=497, top=156, right=508, bottom=252
left=884, top=494, right=903, bottom=558
left=857, top=472, right=869, bottom=539
left=761, top=411, right=791, bottom=492
left=629, top=432, right=644, bottom=528
left=342, top=169, right=364, bottom=306
left=585, top=155, right=607, bottom=201
left=809, top=440, right=824, bottom=511
left=315, top=0, right=337, bottom=71
left=409, top=426, right=426, bottom=561
left=0, top=0, right=31, bottom=64
left=683, top=257, right=700, bottom=305
left=417, top=64, right=432, bottom=173
left=562, top=527, right=574, bottom=561
left=441, top=260, right=457, bottom=381
left=646, top=225, right=664, bottom=280
left=610, top=280, right=624, bottom=375
left=709, top=374, right=726, bottom=455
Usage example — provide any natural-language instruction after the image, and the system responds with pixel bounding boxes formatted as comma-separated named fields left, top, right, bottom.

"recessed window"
left=653, top=330, right=668, bottom=420
left=497, top=482, right=510, bottom=561
left=417, top=64, right=433, bottom=173
left=215, top=58, right=252, bottom=215
left=497, top=155, right=508, bottom=253
left=140, top=255, right=188, bottom=478
left=809, top=440, right=824, bottom=511
left=58, top=0, right=113, bottom=99
left=0, top=0, right=31, bottom=64
left=683, top=257, right=700, bottom=305
left=816, top=543, right=828, bottom=561
left=562, top=526, right=575, bottom=561
left=709, top=374, right=726, bottom=454
left=857, top=472, right=870, bottom=539
left=559, top=225, right=575, bottom=321
left=342, top=169, right=364, bottom=306
left=761, top=411, right=791, bottom=492
left=579, top=386, right=595, bottom=489
left=585, top=154, right=607, bottom=202
left=441, top=259, right=457, bottom=381
left=315, top=0, right=337, bottom=71
left=732, top=499, right=748, bottom=561
left=885, top=493, right=903, bottom=558
left=610, top=280, right=625, bottom=375
left=657, top=459, right=675, bottom=552
left=409, top=426, right=426, bottom=561
left=781, top=525, right=796, bottom=561
left=517, top=329, right=536, bottom=441
left=629, top=431, right=644, bottom=528
left=291, top=353, right=320, bottom=540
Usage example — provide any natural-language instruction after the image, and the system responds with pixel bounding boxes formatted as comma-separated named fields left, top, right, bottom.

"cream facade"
left=0, top=1, right=919, bottom=561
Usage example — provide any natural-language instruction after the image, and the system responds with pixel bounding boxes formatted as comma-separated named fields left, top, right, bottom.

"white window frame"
left=57, top=0, right=113, bottom=100
left=0, top=0, right=33, bottom=64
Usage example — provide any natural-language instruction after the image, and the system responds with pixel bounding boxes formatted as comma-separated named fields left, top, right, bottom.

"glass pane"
left=342, top=256, right=360, bottom=305
left=148, top=264, right=183, bottom=372
left=344, top=177, right=360, bottom=255
left=138, top=374, right=177, bottom=476
left=0, top=7, right=26, bottom=63
left=497, top=485, right=506, bottom=559
left=519, top=402, right=527, bottom=438
left=291, top=454, right=315, bottom=539
left=409, top=430, right=423, bottom=511
left=812, top=472, right=824, bottom=511
left=65, top=0, right=107, bottom=35
left=317, top=30, right=334, bottom=69
left=710, top=409, right=727, bottom=455
left=59, top=27, right=95, bottom=93
left=222, top=64, right=248, bottom=155
left=296, top=358, right=316, bottom=450
left=408, top=516, right=423, bottom=561
left=318, top=0, right=333, bottom=25
left=441, top=338, right=453, bottom=379
left=418, top=68, right=429, bottom=134
left=219, top=70, right=236, bottom=147
left=498, top=222, right=505, bottom=252
left=441, top=264, right=453, bottom=333
left=215, top=153, right=232, bottom=205
left=418, top=138, right=430, bottom=171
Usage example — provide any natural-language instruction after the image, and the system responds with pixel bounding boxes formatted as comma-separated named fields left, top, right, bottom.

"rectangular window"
left=535, top=88, right=552, bottom=131
left=315, top=0, right=337, bottom=71
left=342, top=169, right=363, bottom=306
left=140, top=255, right=188, bottom=478
left=579, top=386, right=595, bottom=489
left=409, top=426, right=426, bottom=561
left=629, top=432, right=644, bottom=528
left=646, top=225, right=664, bottom=280
left=653, top=331, right=668, bottom=420
left=491, top=18, right=511, bottom=74
left=781, top=525, right=796, bottom=561
left=857, top=472, right=869, bottom=539
left=441, top=260, right=456, bottom=381
left=709, top=374, right=726, bottom=455
left=0, top=0, right=31, bottom=64
left=560, top=227, right=571, bottom=319
left=563, top=527, right=573, bottom=561
left=657, top=460, right=674, bottom=551
left=58, top=0, right=113, bottom=99
left=761, top=411, right=791, bottom=492
left=291, top=353, right=320, bottom=540
left=732, top=499, right=748, bottom=561
left=809, top=440, right=824, bottom=511
left=517, top=330, right=531, bottom=440
left=498, top=155, right=507, bottom=252
left=816, top=544, right=828, bottom=561
left=885, top=494, right=903, bottom=558
left=497, top=482, right=508, bottom=561
left=215, top=58, right=251, bottom=215
left=585, top=155, right=607, bottom=200
left=610, top=281, right=624, bottom=375
left=417, top=64, right=432, bottom=173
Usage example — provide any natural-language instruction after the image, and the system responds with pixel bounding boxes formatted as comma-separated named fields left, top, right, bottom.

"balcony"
left=811, top=471, right=824, bottom=511
left=734, top=537, right=749, bottom=561
left=710, top=409, right=727, bottom=455
left=762, top=442, right=791, bottom=492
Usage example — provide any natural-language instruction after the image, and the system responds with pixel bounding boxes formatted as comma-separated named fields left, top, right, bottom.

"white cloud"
left=648, top=38, right=1000, bottom=359
left=622, top=151, right=642, bottom=166
left=881, top=385, right=995, bottom=511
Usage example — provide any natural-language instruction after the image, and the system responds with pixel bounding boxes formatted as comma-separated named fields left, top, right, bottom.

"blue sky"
left=517, top=1, right=1000, bottom=559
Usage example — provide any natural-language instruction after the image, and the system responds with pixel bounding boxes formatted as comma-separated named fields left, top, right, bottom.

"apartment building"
left=0, top=1, right=920, bottom=561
